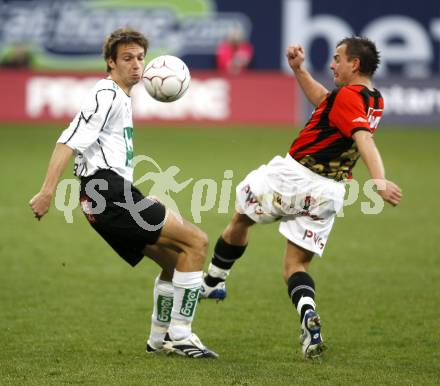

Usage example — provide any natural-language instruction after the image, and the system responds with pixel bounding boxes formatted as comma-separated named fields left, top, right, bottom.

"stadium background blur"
left=1, top=1, right=439, bottom=385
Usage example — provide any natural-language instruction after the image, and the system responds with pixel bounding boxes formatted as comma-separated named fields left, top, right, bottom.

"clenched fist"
left=286, top=44, right=305, bottom=72
left=29, top=191, right=52, bottom=220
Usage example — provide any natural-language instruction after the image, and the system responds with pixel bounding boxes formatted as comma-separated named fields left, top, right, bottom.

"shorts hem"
left=278, top=225, right=324, bottom=257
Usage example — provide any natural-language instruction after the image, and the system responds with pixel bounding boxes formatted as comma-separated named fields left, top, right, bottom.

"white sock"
left=148, top=276, right=173, bottom=348
left=169, top=270, right=203, bottom=341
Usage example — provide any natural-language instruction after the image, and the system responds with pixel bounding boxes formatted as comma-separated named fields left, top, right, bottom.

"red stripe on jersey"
left=293, top=131, right=342, bottom=160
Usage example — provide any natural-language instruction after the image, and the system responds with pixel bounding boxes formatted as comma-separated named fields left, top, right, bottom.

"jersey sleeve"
left=57, top=87, right=116, bottom=153
left=328, top=87, right=372, bottom=138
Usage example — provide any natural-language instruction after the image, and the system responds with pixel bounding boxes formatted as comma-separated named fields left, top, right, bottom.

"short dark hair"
left=337, top=36, right=380, bottom=77
left=102, top=27, right=149, bottom=72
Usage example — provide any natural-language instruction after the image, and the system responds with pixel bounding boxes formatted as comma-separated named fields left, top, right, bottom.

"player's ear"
left=107, top=58, right=116, bottom=70
left=352, top=57, right=360, bottom=73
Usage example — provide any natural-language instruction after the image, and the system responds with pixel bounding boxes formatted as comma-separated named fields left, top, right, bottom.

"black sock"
left=204, top=237, right=247, bottom=287
left=287, top=271, right=316, bottom=322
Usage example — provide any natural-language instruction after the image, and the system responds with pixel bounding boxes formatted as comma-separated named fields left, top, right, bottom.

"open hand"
left=376, top=180, right=403, bottom=206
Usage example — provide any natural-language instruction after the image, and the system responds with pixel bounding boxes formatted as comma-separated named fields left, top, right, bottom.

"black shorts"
left=79, top=170, right=166, bottom=267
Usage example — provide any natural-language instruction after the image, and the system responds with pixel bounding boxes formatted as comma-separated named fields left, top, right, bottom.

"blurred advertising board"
left=0, top=70, right=300, bottom=126
left=281, top=0, right=440, bottom=78
left=1, top=0, right=438, bottom=78
left=308, top=75, right=440, bottom=126
left=377, top=78, right=440, bottom=126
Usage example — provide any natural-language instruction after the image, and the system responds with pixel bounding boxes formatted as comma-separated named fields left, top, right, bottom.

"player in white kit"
left=29, top=28, right=217, bottom=359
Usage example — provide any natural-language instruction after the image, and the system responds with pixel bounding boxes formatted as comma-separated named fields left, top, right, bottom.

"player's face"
left=108, top=43, right=145, bottom=92
left=330, top=44, right=359, bottom=87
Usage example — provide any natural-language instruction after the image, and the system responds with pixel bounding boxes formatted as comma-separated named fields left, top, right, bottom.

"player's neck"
left=107, top=75, right=132, bottom=96
left=348, top=75, right=374, bottom=91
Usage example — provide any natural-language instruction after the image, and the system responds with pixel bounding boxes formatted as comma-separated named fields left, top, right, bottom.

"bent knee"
left=193, top=229, right=209, bottom=254
left=187, top=229, right=208, bottom=263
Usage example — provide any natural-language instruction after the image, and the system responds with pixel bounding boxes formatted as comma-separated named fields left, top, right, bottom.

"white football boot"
left=163, top=333, right=219, bottom=359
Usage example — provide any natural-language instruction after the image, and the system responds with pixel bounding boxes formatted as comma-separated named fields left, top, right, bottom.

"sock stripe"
left=213, top=252, right=238, bottom=263
left=290, top=285, right=315, bottom=300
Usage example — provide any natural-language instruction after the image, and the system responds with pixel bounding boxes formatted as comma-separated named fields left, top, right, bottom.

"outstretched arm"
left=353, top=131, right=402, bottom=206
left=286, top=44, right=329, bottom=107
left=29, top=143, right=74, bottom=219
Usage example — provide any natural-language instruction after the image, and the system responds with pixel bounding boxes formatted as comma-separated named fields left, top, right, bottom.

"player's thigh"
left=156, top=210, right=208, bottom=253
left=229, top=210, right=256, bottom=227
left=235, top=166, right=282, bottom=224
left=223, top=210, right=255, bottom=245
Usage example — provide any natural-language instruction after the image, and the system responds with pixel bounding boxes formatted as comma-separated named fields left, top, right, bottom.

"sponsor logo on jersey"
left=352, top=116, right=368, bottom=123
left=366, top=107, right=383, bottom=130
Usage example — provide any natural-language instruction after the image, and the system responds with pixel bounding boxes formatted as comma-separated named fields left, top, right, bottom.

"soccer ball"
left=143, top=55, right=191, bottom=102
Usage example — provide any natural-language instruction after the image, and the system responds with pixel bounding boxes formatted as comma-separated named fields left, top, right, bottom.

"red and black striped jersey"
left=289, top=85, right=384, bottom=181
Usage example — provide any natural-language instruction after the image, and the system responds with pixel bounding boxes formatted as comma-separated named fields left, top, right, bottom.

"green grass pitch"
left=1, top=124, right=439, bottom=385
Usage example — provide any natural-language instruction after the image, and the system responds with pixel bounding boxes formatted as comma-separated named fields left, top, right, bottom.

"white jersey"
left=57, top=78, right=135, bottom=182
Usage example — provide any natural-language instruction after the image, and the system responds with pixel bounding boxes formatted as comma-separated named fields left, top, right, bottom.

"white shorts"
left=235, top=154, right=345, bottom=256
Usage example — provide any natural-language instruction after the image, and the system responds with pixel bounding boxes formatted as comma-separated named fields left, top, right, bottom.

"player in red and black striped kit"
left=200, top=37, right=402, bottom=359
left=290, top=83, right=384, bottom=181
